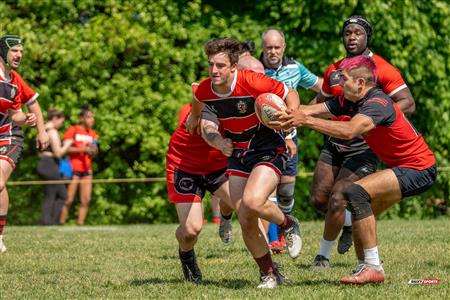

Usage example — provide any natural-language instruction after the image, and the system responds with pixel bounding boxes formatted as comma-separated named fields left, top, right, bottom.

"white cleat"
left=282, top=215, right=302, bottom=258
left=257, top=273, right=278, bottom=289
left=0, top=237, right=6, bottom=253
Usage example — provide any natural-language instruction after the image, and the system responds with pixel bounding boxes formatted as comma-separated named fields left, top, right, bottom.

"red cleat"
left=340, top=264, right=385, bottom=285
left=278, top=234, right=286, bottom=248
left=212, top=217, right=221, bottom=225
left=269, top=241, right=284, bottom=254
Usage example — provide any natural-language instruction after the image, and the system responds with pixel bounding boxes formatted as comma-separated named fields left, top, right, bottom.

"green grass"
left=0, top=220, right=448, bottom=299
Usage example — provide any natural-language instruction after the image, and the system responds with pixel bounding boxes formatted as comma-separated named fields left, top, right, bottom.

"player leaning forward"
left=275, top=55, right=436, bottom=284
left=187, top=38, right=302, bottom=289
left=0, top=35, right=49, bottom=252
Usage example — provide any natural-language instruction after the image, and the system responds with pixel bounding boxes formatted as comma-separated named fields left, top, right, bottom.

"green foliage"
left=1, top=0, right=448, bottom=224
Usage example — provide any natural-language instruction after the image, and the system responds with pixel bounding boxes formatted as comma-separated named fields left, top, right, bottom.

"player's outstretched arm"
left=285, top=87, right=300, bottom=110
left=299, top=114, right=375, bottom=140
left=27, top=101, right=49, bottom=150
left=200, top=119, right=233, bottom=157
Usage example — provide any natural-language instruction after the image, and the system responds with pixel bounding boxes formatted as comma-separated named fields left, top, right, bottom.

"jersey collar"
left=211, top=70, right=238, bottom=98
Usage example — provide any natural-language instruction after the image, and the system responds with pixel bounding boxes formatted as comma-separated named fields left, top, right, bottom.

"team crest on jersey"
left=236, top=100, right=247, bottom=114
left=0, top=146, right=7, bottom=154
left=10, top=86, right=17, bottom=99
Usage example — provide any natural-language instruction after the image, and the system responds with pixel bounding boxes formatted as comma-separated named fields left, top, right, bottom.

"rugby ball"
left=255, top=93, right=287, bottom=127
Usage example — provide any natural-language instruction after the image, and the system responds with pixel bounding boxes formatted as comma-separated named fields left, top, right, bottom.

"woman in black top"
left=37, top=109, right=72, bottom=225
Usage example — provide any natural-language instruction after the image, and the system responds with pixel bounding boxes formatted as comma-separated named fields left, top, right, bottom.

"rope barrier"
left=6, top=166, right=450, bottom=186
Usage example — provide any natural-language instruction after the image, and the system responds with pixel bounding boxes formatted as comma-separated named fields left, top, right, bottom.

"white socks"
left=319, top=239, right=335, bottom=259
left=344, top=209, right=352, bottom=227
left=364, top=246, right=381, bottom=266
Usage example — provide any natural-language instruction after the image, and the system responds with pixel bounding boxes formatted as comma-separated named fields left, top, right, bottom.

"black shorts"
left=72, top=171, right=93, bottom=177
left=228, top=148, right=288, bottom=178
left=393, top=165, right=437, bottom=198
left=283, top=135, right=298, bottom=177
left=166, top=165, right=227, bottom=204
left=0, top=143, right=23, bottom=169
left=319, top=142, right=379, bottom=178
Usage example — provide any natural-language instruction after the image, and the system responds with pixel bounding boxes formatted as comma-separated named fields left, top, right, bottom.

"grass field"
left=0, top=219, right=448, bottom=299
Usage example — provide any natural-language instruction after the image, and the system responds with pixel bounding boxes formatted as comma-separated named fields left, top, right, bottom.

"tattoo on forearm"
left=202, top=124, right=221, bottom=146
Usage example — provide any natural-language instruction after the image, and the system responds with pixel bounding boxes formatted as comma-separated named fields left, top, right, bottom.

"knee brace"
left=277, top=182, right=295, bottom=214
left=343, top=184, right=373, bottom=221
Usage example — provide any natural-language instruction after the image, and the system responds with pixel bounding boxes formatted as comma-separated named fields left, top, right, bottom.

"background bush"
left=1, top=0, right=448, bottom=224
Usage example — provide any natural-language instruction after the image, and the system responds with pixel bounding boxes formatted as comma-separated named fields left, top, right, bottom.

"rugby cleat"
left=0, top=236, right=6, bottom=254
left=269, top=241, right=284, bottom=254
left=340, top=264, right=385, bottom=285
left=281, top=215, right=302, bottom=258
left=278, top=234, right=286, bottom=248
left=218, top=216, right=232, bottom=244
left=179, top=251, right=202, bottom=283
left=337, top=226, right=353, bottom=254
left=257, top=272, right=278, bottom=289
left=310, top=255, right=331, bottom=270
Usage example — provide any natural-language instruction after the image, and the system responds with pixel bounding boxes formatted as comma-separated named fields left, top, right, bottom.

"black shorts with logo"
left=228, top=148, right=288, bottom=178
left=0, top=143, right=23, bottom=169
left=166, top=165, right=227, bottom=204
left=319, top=142, right=379, bottom=178
left=393, top=165, right=437, bottom=198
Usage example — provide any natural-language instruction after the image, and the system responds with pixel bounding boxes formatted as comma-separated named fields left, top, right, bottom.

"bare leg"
left=310, top=160, right=339, bottom=214
left=60, top=176, right=80, bottom=224
left=77, top=175, right=93, bottom=225
left=0, top=160, right=14, bottom=216
left=237, top=166, right=282, bottom=258
left=175, top=202, right=204, bottom=251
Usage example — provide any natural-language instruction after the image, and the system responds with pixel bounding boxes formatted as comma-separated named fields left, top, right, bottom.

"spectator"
left=37, top=109, right=72, bottom=225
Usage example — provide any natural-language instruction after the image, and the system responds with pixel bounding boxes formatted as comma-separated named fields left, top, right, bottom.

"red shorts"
left=166, top=163, right=227, bottom=204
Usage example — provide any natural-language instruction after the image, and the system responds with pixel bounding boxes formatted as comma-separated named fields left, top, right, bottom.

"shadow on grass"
left=292, top=279, right=341, bottom=287
left=130, top=277, right=253, bottom=289
left=296, top=262, right=351, bottom=269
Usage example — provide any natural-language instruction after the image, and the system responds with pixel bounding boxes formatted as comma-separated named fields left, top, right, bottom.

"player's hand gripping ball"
left=255, top=93, right=287, bottom=129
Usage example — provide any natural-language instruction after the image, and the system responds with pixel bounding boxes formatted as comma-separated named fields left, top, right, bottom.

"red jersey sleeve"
left=12, top=70, right=39, bottom=105
left=63, top=126, right=76, bottom=141
left=374, top=56, right=407, bottom=96
left=243, top=70, right=288, bottom=100
left=321, top=62, right=343, bottom=97
left=177, top=104, right=191, bottom=127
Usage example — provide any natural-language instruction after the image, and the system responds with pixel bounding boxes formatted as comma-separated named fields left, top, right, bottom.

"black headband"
left=342, top=16, right=372, bottom=43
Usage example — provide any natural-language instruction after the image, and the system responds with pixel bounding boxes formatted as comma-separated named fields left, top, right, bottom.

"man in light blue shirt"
left=261, top=29, right=322, bottom=252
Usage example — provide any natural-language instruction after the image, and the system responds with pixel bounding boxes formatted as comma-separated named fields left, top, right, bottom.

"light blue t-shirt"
left=263, top=56, right=318, bottom=89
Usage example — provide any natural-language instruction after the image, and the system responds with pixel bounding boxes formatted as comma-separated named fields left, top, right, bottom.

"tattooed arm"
left=200, top=119, right=233, bottom=157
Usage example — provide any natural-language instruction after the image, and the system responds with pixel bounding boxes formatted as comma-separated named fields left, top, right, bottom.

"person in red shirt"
left=308, top=16, right=417, bottom=269
left=0, top=34, right=49, bottom=253
left=60, top=105, right=99, bottom=225
left=276, top=55, right=436, bottom=284
left=166, top=83, right=234, bottom=283
left=188, top=38, right=301, bottom=288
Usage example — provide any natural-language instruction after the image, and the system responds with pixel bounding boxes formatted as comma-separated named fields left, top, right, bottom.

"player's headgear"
left=342, top=16, right=372, bottom=46
left=0, top=35, right=23, bottom=64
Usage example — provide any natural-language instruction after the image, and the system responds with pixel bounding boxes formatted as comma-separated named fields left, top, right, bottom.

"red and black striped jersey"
left=0, top=70, right=38, bottom=146
left=195, top=70, right=288, bottom=152
left=325, top=88, right=435, bottom=170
